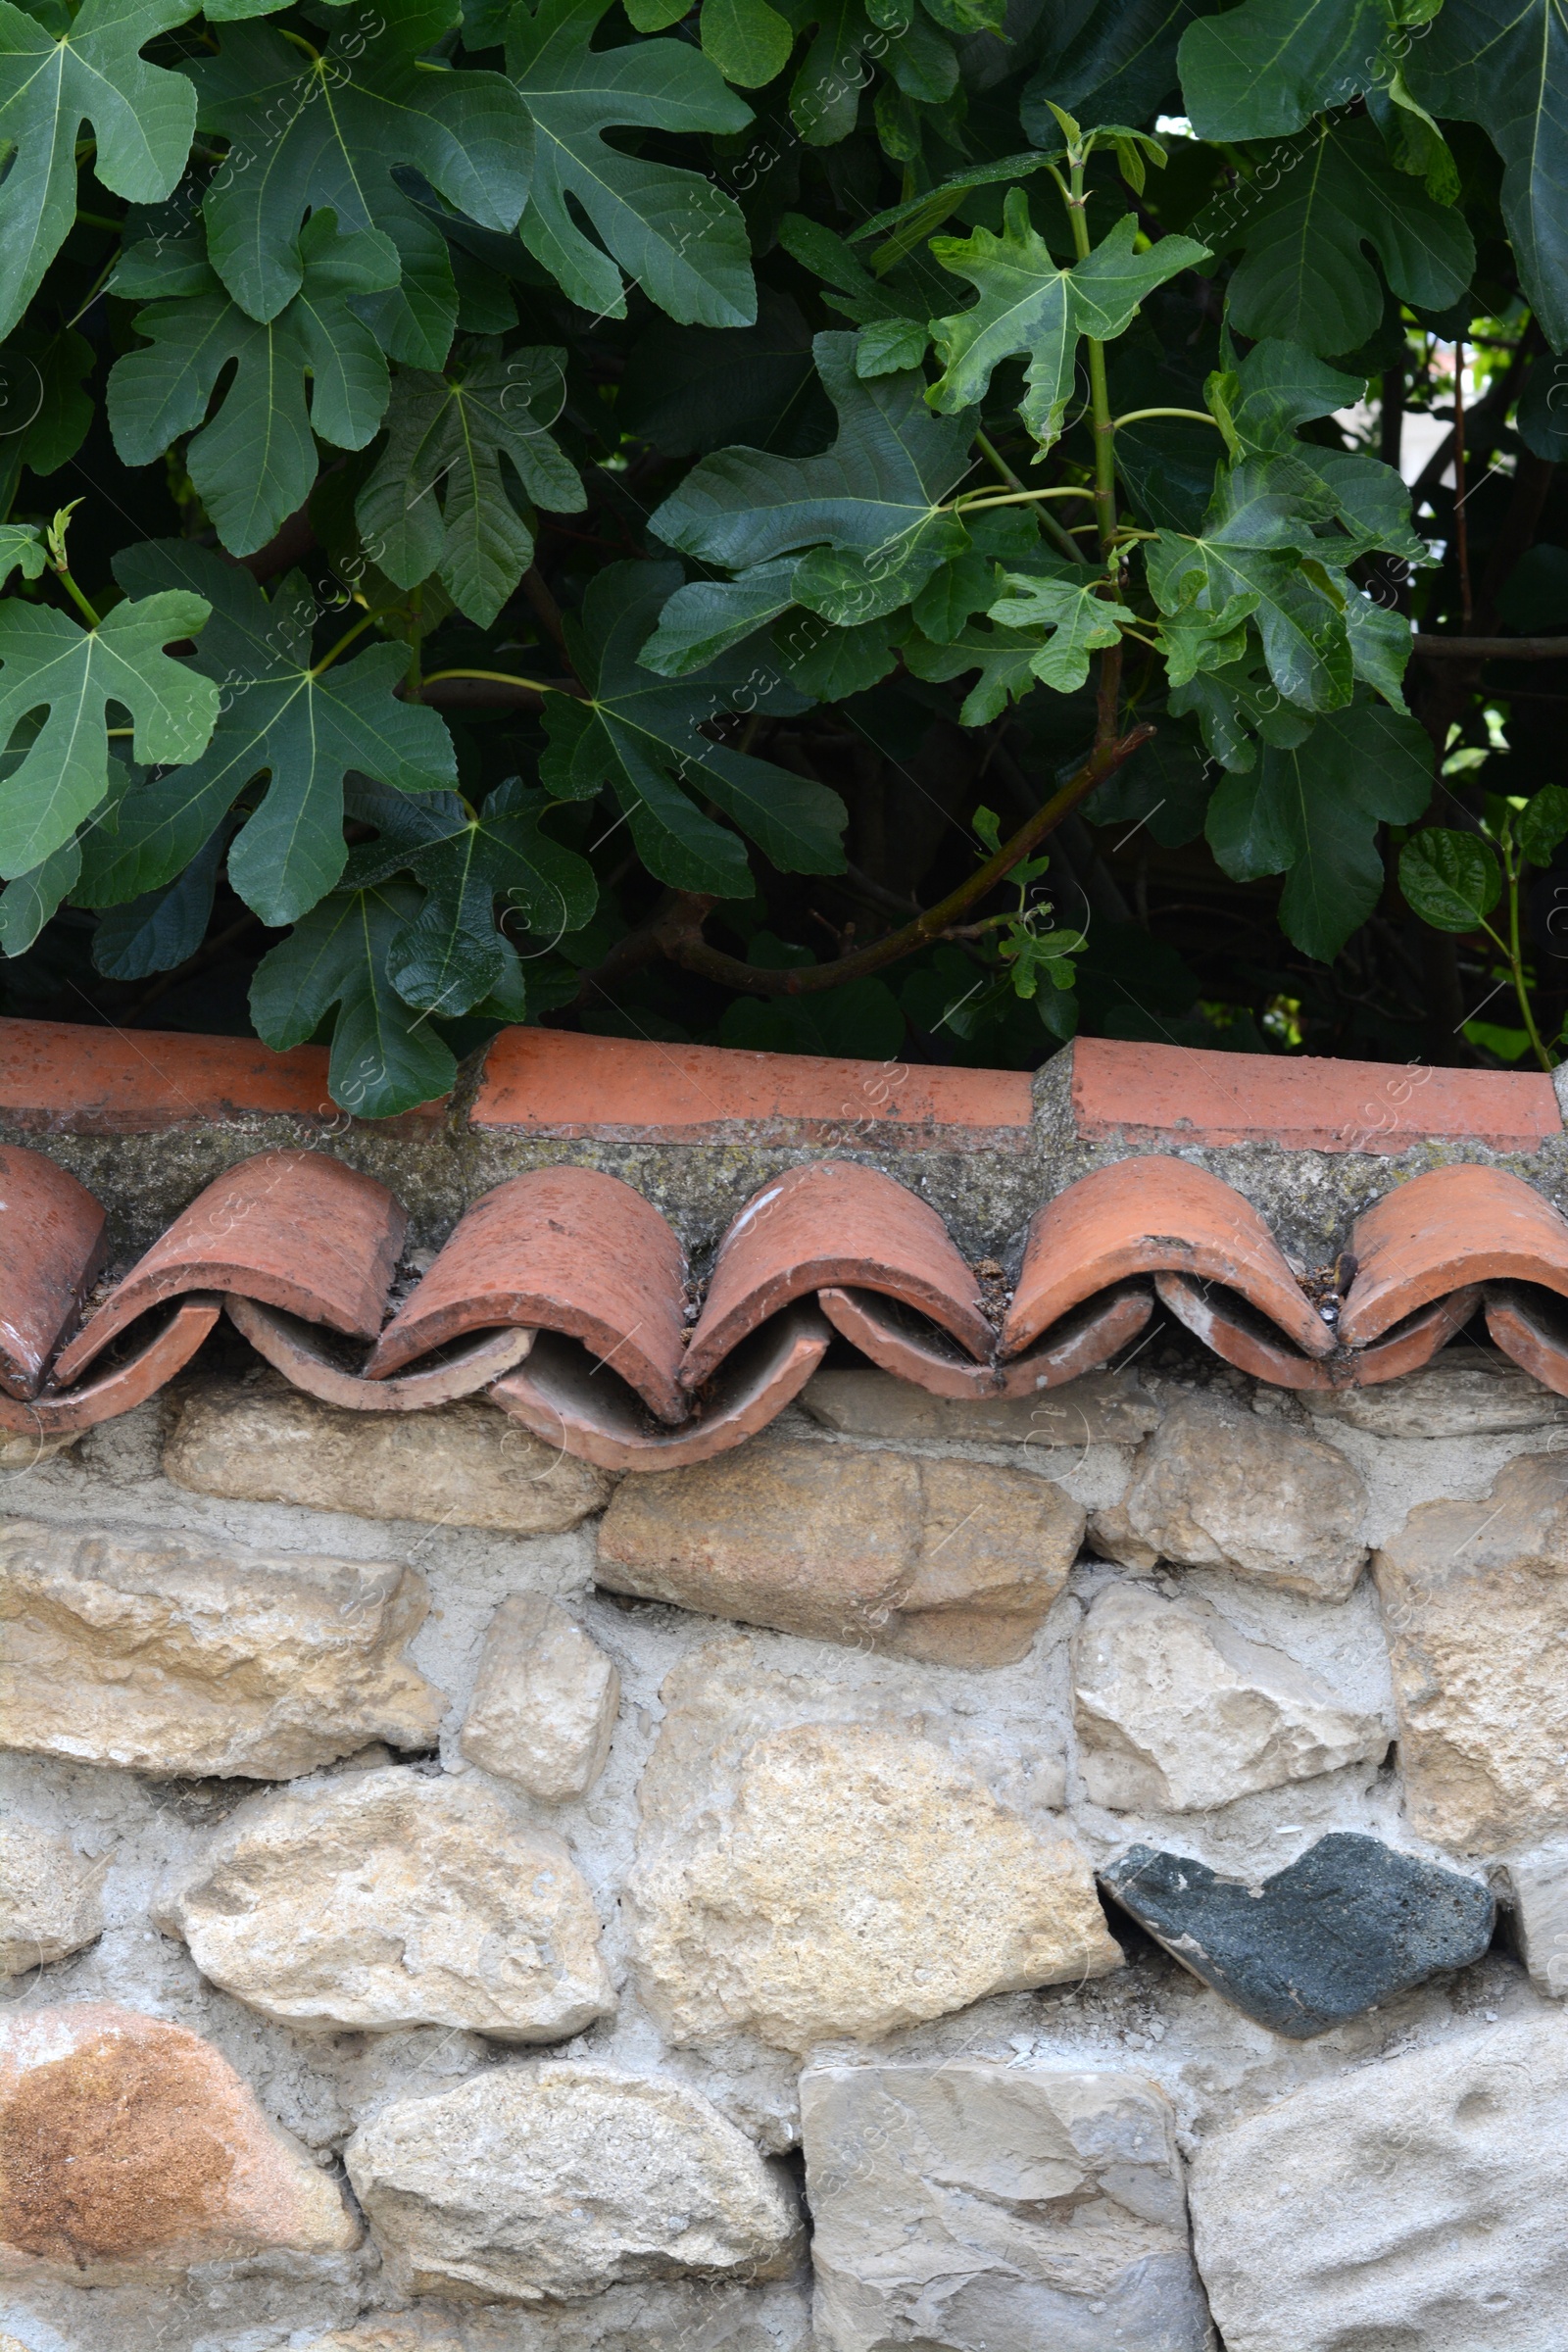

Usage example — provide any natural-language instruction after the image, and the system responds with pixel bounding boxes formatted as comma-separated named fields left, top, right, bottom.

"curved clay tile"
left=51, top=1151, right=406, bottom=1387
left=1003, top=1156, right=1332, bottom=1361
left=0, top=1145, right=107, bottom=1398
left=491, top=1301, right=831, bottom=1472
left=1340, top=1164, right=1568, bottom=1346
left=363, top=1167, right=687, bottom=1424
left=682, top=1160, right=990, bottom=1395
left=1153, top=1271, right=1339, bottom=1390
left=817, top=1279, right=1152, bottom=1398
left=1154, top=1272, right=1480, bottom=1390
left=1352, top=1288, right=1482, bottom=1385
left=0, top=1298, right=220, bottom=1436
left=1485, top=1281, right=1568, bottom=1396
left=224, top=1298, right=535, bottom=1411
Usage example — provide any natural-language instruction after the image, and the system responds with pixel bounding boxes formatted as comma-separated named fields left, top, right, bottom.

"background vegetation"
left=0, top=0, right=1564, bottom=1109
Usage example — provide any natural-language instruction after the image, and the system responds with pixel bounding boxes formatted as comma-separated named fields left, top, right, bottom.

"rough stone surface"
left=166, top=1376, right=611, bottom=1533
left=1373, top=1449, right=1568, bottom=1849
left=1102, top=1834, right=1494, bottom=2038
left=1306, top=1346, right=1568, bottom=1439
left=344, top=2062, right=803, bottom=2303
left=1504, top=1849, right=1568, bottom=1997
left=0, top=1819, right=102, bottom=1974
left=627, top=1641, right=1120, bottom=2052
left=597, top=1438, right=1085, bottom=1666
left=460, top=1595, right=619, bottom=1802
left=1188, top=2010, right=1568, bottom=2350
left=0, top=1515, right=444, bottom=1778
left=157, top=1765, right=613, bottom=2040
left=1096, top=1398, right=1369, bottom=1599
left=800, top=1368, right=1160, bottom=1448
left=1072, top=1583, right=1388, bottom=1812
left=0, top=2001, right=358, bottom=2282
left=803, top=2058, right=1213, bottom=2352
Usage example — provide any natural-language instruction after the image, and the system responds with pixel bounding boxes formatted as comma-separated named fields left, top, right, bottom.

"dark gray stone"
left=1100, top=1832, right=1494, bottom=2038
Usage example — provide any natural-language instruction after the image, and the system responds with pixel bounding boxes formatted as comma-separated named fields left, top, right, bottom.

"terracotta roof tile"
left=682, top=1159, right=991, bottom=1394
left=0, top=1298, right=220, bottom=1435
left=365, top=1168, right=688, bottom=1423
left=1004, top=1156, right=1332, bottom=1361
left=0, top=1016, right=446, bottom=1132
left=1072, top=1037, right=1561, bottom=1152
left=471, top=1025, right=1032, bottom=1146
left=817, top=1279, right=1152, bottom=1398
left=490, top=1302, right=831, bottom=1472
left=0, top=1145, right=107, bottom=1397
left=225, top=1298, right=535, bottom=1410
left=52, top=1151, right=406, bottom=1387
left=1484, top=1281, right=1568, bottom=1396
left=1340, top=1165, right=1568, bottom=1345
left=3, top=1029, right=1568, bottom=1460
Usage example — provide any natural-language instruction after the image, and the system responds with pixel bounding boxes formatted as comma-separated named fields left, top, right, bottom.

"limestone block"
left=627, top=1643, right=1120, bottom=2053
left=803, top=2058, right=1213, bottom=2352
left=1100, top=1396, right=1368, bottom=1598
left=165, top=1377, right=610, bottom=1533
left=1072, top=1583, right=1387, bottom=1812
left=0, top=1820, right=102, bottom=1975
left=158, top=1766, right=613, bottom=2040
left=294, top=2335, right=463, bottom=2352
left=597, top=1438, right=1085, bottom=1665
left=800, top=1367, right=1160, bottom=1448
left=345, top=2063, right=803, bottom=2302
left=1373, top=1449, right=1568, bottom=1849
left=1085, top=1495, right=1160, bottom=1572
left=0, top=1516, right=444, bottom=1779
left=1307, top=1346, right=1568, bottom=1439
left=0, top=2000, right=358, bottom=2282
left=460, top=1595, right=619, bottom=1801
left=1188, top=2011, right=1568, bottom=2350
left=1505, top=1850, right=1568, bottom=1996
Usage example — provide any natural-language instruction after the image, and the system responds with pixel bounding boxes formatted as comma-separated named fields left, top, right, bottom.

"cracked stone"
left=1373, top=1448, right=1568, bottom=1850
left=597, top=1437, right=1085, bottom=1667
left=0, top=1515, right=444, bottom=1778
left=803, top=2057, right=1213, bottom=2352
left=1094, top=1397, right=1368, bottom=1599
left=1072, top=1582, right=1388, bottom=1813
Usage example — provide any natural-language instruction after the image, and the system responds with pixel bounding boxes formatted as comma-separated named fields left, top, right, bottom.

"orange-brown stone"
left=0, top=2003, right=358, bottom=2281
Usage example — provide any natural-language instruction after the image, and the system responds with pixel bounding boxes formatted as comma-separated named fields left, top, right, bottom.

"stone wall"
left=7, top=1327, right=1568, bottom=2352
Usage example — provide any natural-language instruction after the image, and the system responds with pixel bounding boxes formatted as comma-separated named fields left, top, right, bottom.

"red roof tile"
left=0, top=1145, right=107, bottom=1397
left=366, top=1168, right=688, bottom=1422
left=1072, top=1037, right=1561, bottom=1153
left=1003, top=1155, right=1333, bottom=1360
left=0, top=1017, right=447, bottom=1132
left=1341, top=1164, right=1568, bottom=1343
left=817, top=1279, right=1153, bottom=1399
left=52, top=1150, right=406, bottom=1386
left=0, top=1298, right=220, bottom=1435
left=225, top=1298, right=535, bottom=1410
left=470, top=1025, right=1033, bottom=1145
left=682, top=1158, right=992, bottom=1392
left=491, top=1302, right=831, bottom=1472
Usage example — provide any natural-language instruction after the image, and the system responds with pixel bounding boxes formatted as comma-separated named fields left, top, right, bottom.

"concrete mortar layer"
left=12, top=1042, right=1568, bottom=1263
left=3, top=1337, right=1564, bottom=2352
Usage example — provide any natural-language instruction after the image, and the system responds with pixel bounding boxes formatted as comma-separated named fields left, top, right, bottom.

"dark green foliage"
left=0, top=0, right=1560, bottom=1096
